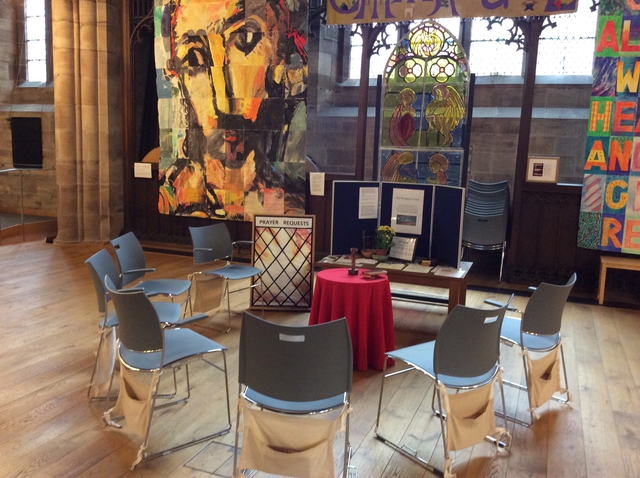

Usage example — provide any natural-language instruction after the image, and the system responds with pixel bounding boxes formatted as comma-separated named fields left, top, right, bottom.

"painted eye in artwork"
left=229, top=20, right=263, bottom=55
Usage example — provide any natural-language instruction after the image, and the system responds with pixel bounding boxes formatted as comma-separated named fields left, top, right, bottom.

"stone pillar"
left=52, top=0, right=123, bottom=242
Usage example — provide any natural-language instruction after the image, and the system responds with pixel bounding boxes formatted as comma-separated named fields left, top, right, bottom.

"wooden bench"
left=598, top=255, right=640, bottom=305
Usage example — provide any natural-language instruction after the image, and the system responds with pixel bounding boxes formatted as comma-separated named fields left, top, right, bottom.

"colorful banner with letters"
left=578, top=2, right=640, bottom=254
left=327, top=0, right=578, bottom=26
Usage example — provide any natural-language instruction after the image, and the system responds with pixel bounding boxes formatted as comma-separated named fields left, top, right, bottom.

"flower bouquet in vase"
left=373, top=225, right=395, bottom=261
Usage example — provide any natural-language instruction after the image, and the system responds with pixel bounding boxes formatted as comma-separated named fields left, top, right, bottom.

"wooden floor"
left=1, top=240, right=639, bottom=478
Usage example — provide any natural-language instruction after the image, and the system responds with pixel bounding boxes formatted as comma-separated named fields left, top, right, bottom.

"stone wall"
left=0, top=1, right=57, bottom=217
left=52, top=0, right=123, bottom=242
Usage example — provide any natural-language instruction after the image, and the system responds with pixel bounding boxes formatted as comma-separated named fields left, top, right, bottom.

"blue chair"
left=232, top=312, right=353, bottom=477
left=110, top=232, right=191, bottom=309
left=85, top=249, right=207, bottom=400
left=189, top=224, right=263, bottom=331
left=497, top=273, right=576, bottom=426
left=375, top=297, right=513, bottom=476
left=104, top=283, right=231, bottom=470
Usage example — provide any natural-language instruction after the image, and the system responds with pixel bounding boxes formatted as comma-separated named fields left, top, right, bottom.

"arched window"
left=379, top=21, right=470, bottom=187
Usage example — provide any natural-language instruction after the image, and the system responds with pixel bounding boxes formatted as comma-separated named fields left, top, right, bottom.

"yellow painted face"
left=172, top=0, right=277, bottom=135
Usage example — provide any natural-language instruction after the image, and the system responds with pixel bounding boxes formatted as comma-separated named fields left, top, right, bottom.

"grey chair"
left=375, top=297, right=513, bottom=476
left=104, top=283, right=231, bottom=470
left=85, top=249, right=201, bottom=400
left=189, top=224, right=263, bottom=330
left=232, top=312, right=353, bottom=478
left=497, top=273, right=576, bottom=426
left=462, top=180, right=510, bottom=282
left=110, top=232, right=191, bottom=308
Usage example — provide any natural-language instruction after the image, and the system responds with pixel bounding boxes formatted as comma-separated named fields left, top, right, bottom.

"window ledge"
left=18, top=81, right=53, bottom=88
left=338, top=75, right=592, bottom=88
left=0, top=104, right=54, bottom=114
left=318, top=106, right=588, bottom=119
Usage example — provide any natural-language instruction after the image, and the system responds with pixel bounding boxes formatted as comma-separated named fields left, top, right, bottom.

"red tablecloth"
left=309, top=268, right=395, bottom=371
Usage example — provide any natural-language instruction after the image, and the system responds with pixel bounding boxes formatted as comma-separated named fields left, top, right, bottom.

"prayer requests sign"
left=327, top=0, right=579, bottom=25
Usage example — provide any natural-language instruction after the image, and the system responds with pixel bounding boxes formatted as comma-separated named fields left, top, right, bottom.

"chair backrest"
left=106, top=282, right=164, bottom=354
left=434, top=298, right=512, bottom=379
left=238, top=312, right=353, bottom=403
left=468, top=179, right=509, bottom=194
left=85, top=249, right=123, bottom=314
left=189, top=223, right=233, bottom=265
left=110, top=232, right=146, bottom=286
left=522, top=273, right=576, bottom=337
left=463, top=184, right=510, bottom=247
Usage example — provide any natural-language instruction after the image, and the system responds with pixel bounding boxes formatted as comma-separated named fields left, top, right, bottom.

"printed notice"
left=309, top=172, right=325, bottom=196
left=391, top=188, right=424, bottom=234
left=359, top=187, right=379, bottom=219
left=134, top=162, right=152, bottom=179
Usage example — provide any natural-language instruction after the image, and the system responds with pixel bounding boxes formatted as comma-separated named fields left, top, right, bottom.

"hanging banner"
left=578, top=2, right=640, bottom=255
left=327, top=0, right=579, bottom=25
left=154, top=0, right=308, bottom=221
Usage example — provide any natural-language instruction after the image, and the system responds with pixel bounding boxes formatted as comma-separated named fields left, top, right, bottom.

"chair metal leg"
left=131, top=353, right=232, bottom=469
left=374, top=356, right=445, bottom=477
left=498, top=242, right=506, bottom=283
left=225, top=279, right=232, bottom=331
left=557, top=344, right=571, bottom=404
left=88, top=328, right=107, bottom=400
left=343, top=406, right=351, bottom=478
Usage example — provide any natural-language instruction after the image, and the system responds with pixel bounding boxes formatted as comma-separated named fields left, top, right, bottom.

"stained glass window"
left=379, top=21, right=470, bottom=187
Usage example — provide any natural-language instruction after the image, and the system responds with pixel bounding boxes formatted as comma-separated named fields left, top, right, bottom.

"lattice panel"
left=251, top=216, right=315, bottom=310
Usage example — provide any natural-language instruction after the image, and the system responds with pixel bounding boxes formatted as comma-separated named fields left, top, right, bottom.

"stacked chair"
left=462, top=180, right=510, bottom=282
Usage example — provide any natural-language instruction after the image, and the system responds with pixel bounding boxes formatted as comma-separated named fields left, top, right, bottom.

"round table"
left=309, top=268, right=395, bottom=371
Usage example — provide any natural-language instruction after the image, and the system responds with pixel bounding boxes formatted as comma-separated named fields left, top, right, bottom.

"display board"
left=380, top=182, right=434, bottom=260
left=431, top=185, right=465, bottom=269
left=331, top=181, right=380, bottom=255
left=252, top=215, right=315, bottom=310
left=331, top=181, right=464, bottom=268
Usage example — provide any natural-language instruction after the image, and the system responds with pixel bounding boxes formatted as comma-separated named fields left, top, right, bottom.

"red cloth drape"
left=309, top=268, right=395, bottom=371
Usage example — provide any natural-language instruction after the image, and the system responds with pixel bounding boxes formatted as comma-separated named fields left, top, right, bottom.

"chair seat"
left=137, top=279, right=191, bottom=297
left=244, top=388, right=346, bottom=414
left=387, top=341, right=499, bottom=389
left=204, top=264, right=262, bottom=281
left=501, top=316, right=561, bottom=352
left=120, top=328, right=226, bottom=371
left=154, top=301, right=183, bottom=323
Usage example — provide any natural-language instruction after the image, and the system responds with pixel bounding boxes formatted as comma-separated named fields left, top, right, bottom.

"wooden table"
left=598, top=255, right=640, bottom=305
left=309, top=268, right=395, bottom=371
left=316, top=259, right=472, bottom=314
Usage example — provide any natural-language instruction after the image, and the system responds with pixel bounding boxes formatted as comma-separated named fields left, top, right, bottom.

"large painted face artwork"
left=379, top=21, right=469, bottom=187
left=154, top=0, right=308, bottom=220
